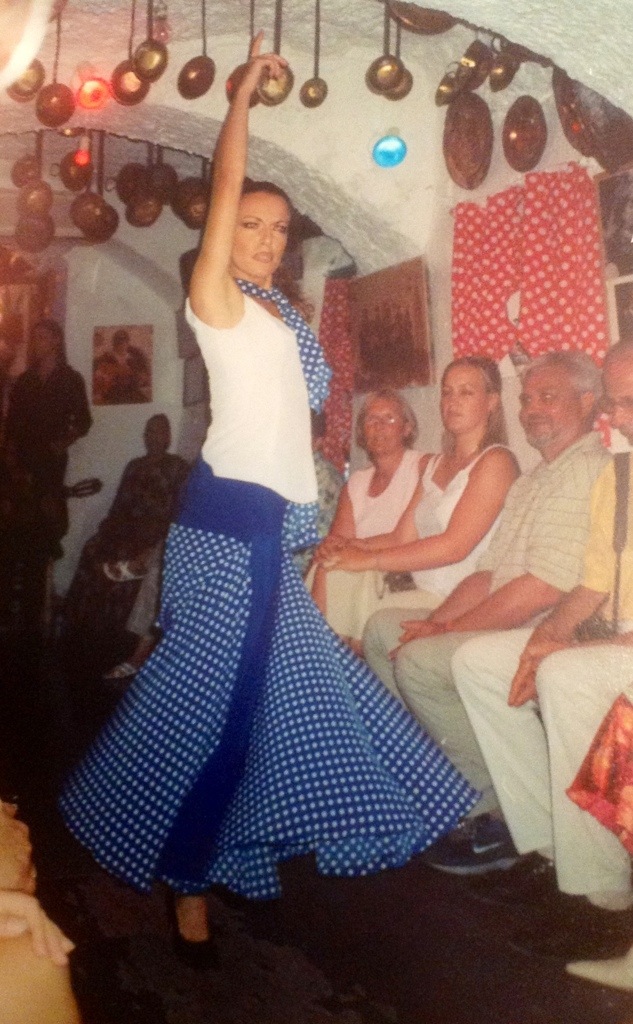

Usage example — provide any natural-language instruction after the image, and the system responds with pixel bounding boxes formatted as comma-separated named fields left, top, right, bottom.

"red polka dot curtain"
left=452, top=164, right=609, bottom=365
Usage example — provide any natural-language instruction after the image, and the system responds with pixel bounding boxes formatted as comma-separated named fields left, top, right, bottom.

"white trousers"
left=453, top=629, right=633, bottom=897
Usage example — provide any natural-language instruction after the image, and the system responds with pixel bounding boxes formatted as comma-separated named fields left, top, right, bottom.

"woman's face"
left=440, top=365, right=497, bottom=438
left=362, top=397, right=410, bottom=459
left=230, top=191, right=290, bottom=288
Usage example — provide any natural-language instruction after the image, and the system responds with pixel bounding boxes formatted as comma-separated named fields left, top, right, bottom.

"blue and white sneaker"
left=423, top=813, right=519, bottom=875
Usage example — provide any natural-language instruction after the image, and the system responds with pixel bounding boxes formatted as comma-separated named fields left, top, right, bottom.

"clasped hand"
left=508, top=638, right=567, bottom=707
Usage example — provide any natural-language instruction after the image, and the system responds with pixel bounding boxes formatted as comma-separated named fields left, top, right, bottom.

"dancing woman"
left=60, top=36, right=477, bottom=963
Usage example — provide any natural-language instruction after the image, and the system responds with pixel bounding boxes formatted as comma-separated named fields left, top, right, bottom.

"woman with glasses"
left=313, top=358, right=519, bottom=648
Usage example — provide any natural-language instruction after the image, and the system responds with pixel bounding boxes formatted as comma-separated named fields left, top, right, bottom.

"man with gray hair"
left=363, top=350, right=609, bottom=871
left=452, top=340, right=633, bottom=964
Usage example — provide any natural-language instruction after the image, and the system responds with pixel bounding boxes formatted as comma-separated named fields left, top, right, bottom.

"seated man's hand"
left=388, top=617, right=439, bottom=658
left=313, top=535, right=347, bottom=563
left=0, top=804, right=36, bottom=894
left=0, top=891, right=74, bottom=966
left=508, top=639, right=568, bottom=707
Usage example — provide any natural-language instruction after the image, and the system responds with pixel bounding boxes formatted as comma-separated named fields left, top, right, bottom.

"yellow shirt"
left=583, top=457, right=633, bottom=622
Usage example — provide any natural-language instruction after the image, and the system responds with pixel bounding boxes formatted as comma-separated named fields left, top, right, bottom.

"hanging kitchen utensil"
left=455, top=39, right=494, bottom=92
left=36, top=12, right=74, bottom=127
left=112, top=0, right=151, bottom=105
left=11, top=149, right=40, bottom=189
left=300, top=0, right=327, bottom=108
left=116, top=162, right=149, bottom=204
left=386, top=2, right=456, bottom=35
left=15, top=133, right=55, bottom=252
left=178, top=0, right=215, bottom=99
left=226, top=0, right=259, bottom=106
left=59, top=136, right=94, bottom=192
left=133, top=0, right=168, bottom=83
left=366, top=4, right=405, bottom=95
left=503, top=95, right=547, bottom=172
left=488, top=41, right=521, bottom=92
left=552, top=67, right=633, bottom=172
left=171, top=158, right=209, bottom=230
left=126, top=143, right=163, bottom=227
left=257, top=0, right=294, bottom=105
left=7, top=59, right=45, bottom=102
left=384, top=22, right=413, bottom=100
left=435, top=63, right=462, bottom=106
left=443, top=91, right=493, bottom=190
left=148, top=147, right=178, bottom=204
left=72, top=132, right=119, bottom=243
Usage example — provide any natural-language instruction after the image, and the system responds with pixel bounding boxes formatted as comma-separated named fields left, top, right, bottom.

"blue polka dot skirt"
left=60, top=467, right=478, bottom=900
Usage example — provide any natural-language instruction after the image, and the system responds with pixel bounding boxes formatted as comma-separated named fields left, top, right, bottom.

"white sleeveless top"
left=412, top=446, right=506, bottom=597
left=186, top=296, right=316, bottom=504
left=347, top=447, right=421, bottom=538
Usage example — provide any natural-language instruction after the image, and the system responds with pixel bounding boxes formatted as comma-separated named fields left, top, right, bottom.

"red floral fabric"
left=451, top=164, right=609, bottom=368
left=567, top=692, right=633, bottom=856
left=318, top=278, right=354, bottom=474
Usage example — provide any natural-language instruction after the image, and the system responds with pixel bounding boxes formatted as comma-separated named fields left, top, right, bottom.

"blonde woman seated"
left=310, top=388, right=424, bottom=626
left=313, top=357, right=519, bottom=647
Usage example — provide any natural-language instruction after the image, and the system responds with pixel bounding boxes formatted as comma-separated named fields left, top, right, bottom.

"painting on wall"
left=596, top=165, right=633, bottom=278
left=347, top=257, right=433, bottom=391
left=92, top=324, right=152, bottom=406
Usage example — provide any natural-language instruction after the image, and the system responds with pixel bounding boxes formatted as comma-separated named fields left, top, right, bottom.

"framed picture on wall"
left=596, top=165, right=633, bottom=277
left=92, top=324, right=152, bottom=406
left=347, top=256, right=433, bottom=391
left=606, top=273, right=633, bottom=343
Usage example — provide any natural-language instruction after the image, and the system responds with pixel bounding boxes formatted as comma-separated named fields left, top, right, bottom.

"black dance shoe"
left=173, top=931, right=220, bottom=971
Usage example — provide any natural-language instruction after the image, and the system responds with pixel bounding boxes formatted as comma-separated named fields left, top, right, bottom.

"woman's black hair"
left=240, top=178, right=293, bottom=211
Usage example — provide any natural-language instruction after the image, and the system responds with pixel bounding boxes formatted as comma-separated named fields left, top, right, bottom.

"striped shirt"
left=478, top=432, right=610, bottom=595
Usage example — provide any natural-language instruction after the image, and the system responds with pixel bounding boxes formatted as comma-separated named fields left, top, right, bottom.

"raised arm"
left=189, top=33, right=287, bottom=329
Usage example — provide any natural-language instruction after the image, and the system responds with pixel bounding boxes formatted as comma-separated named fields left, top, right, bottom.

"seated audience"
left=452, top=340, right=633, bottom=964
left=315, top=357, right=518, bottom=642
left=0, top=800, right=80, bottom=1024
left=310, top=389, right=424, bottom=640
left=64, top=413, right=189, bottom=643
left=363, top=350, right=609, bottom=871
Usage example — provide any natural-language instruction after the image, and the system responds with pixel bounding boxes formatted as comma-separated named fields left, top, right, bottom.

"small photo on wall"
left=92, top=324, right=152, bottom=405
left=347, top=257, right=433, bottom=392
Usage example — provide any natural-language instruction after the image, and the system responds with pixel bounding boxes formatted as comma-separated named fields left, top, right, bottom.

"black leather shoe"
left=510, top=900, right=633, bottom=961
left=468, top=852, right=557, bottom=907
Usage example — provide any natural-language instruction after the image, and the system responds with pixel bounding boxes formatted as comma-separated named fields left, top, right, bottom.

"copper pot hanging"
left=15, top=213, right=55, bottom=253
left=115, top=163, right=149, bottom=204
left=11, top=154, right=40, bottom=188
left=7, top=59, right=45, bottom=102
left=366, top=55, right=405, bottom=95
left=126, top=192, right=163, bottom=228
left=178, top=55, right=215, bottom=99
left=299, top=77, right=327, bottom=108
left=133, top=38, right=168, bottom=83
left=148, top=161, right=178, bottom=204
left=385, top=67, right=413, bottom=100
left=257, top=65, right=294, bottom=106
left=36, top=82, right=75, bottom=127
left=71, top=192, right=119, bottom=243
left=17, top=180, right=53, bottom=217
left=59, top=150, right=93, bottom=191
left=111, top=59, right=150, bottom=106
left=225, top=64, right=259, bottom=106
left=171, top=177, right=208, bottom=230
